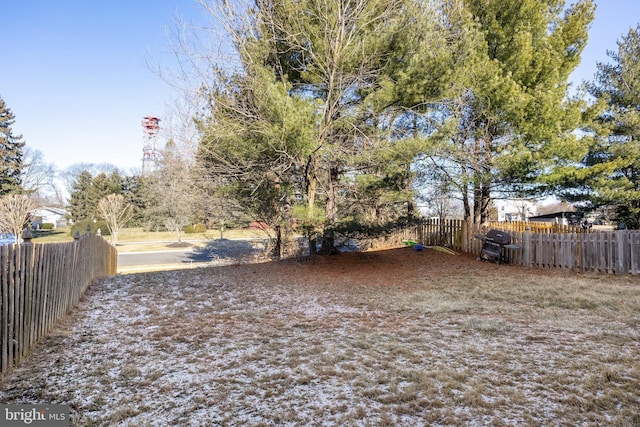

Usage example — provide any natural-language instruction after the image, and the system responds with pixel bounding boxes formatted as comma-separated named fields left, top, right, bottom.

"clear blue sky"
left=2, top=1, right=640, bottom=173
left=2, top=1, right=197, bottom=173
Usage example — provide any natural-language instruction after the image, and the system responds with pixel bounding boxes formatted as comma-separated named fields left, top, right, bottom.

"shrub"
left=184, top=224, right=207, bottom=234
left=70, top=220, right=111, bottom=236
left=143, top=220, right=167, bottom=232
left=40, top=223, right=55, bottom=230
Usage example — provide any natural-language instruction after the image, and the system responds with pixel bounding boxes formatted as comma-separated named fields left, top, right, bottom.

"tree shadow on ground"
left=185, top=239, right=267, bottom=263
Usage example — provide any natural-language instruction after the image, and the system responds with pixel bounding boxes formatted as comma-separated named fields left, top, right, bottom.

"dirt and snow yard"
left=1, top=247, right=639, bottom=426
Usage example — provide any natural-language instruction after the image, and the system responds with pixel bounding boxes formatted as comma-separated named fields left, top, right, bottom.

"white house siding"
left=31, top=208, right=69, bottom=229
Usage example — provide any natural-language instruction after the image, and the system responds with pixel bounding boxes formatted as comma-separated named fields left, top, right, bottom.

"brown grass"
left=0, top=247, right=639, bottom=426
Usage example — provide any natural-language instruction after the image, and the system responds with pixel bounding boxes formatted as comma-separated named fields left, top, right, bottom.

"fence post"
left=19, top=228, right=33, bottom=359
left=460, top=220, right=466, bottom=252
left=523, top=226, right=531, bottom=267
left=21, top=228, right=33, bottom=245
left=616, top=231, right=626, bottom=274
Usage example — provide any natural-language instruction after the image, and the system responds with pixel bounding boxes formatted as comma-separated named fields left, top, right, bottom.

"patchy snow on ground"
left=1, top=249, right=639, bottom=426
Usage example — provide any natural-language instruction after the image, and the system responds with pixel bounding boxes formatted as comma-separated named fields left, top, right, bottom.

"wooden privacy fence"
left=484, top=220, right=590, bottom=234
left=363, top=219, right=469, bottom=252
left=1, top=232, right=117, bottom=375
left=503, top=229, right=640, bottom=274
left=363, top=219, right=467, bottom=250
left=417, top=218, right=467, bottom=250
left=386, top=219, right=640, bottom=275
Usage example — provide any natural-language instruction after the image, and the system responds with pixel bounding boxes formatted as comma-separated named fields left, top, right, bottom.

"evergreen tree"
left=468, top=0, right=594, bottom=222
left=397, top=0, right=595, bottom=223
left=197, top=0, right=418, bottom=254
left=92, top=171, right=123, bottom=201
left=67, top=170, right=95, bottom=222
left=189, top=0, right=595, bottom=243
left=569, top=25, right=640, bottom=228
left=121, top=175, right=148, bottom=226
left=0, top=96, right=25, bottom=195
left=67, top=170, right=124, bottom=222
left=198, top=62, right=318, bottom=256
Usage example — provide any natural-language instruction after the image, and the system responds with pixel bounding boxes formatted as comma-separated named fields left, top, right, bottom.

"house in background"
left=528, top=211, right=583, bottom=226
left=495, top=199, right=538, bottom=222
left=30, top=207, right=70, bottom=229
left=528, top=201, right=582, bottom=226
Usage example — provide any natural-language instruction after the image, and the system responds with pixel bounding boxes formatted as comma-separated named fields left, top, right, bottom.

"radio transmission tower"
left=141, top=116, right=161, bottom=174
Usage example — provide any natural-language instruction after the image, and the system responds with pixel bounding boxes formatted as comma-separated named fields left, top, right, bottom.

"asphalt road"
left=117, top=238, right=268, bottom=271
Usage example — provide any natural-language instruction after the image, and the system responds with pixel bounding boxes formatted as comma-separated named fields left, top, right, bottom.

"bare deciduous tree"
left=146, top=141, right=196, bottom=243
left=21, top=147, right=65, bottom=207
left=96, top=193, right=134, bottom=246
left=0, top=194, right=35, bottom=244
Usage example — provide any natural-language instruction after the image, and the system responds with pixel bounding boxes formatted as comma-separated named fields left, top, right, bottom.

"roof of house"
left=31, top=207, right=69, bottom=217
left=528, top=211, right=583, bottom=221
left=536, top=201, right=576, bottom=216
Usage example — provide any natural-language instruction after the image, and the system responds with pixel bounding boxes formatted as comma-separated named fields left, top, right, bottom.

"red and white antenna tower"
left=141, top=116, right=161, bottom=174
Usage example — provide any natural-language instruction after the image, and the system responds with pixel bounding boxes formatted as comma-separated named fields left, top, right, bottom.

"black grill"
left=475, top=229, right=517, bottom=263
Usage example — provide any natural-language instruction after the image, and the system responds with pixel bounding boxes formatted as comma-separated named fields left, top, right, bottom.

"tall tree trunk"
left=305, top=155, right=317, bottom=213
left=274, top=225, right=282, bottom=260
left=459, top=147, right=472, bottom=222
left=473, top=178, right=482, bottom=225
left=406, top=112, right=418, bottom=220
left=480, top=180, right=491, bottom=223
left=472, top=130, right=493, bottom=225
left=473, top=175, right=491, bottom=224
left=305, top=155, right=318, bottom=255
left=479, top=133, right=493, bottom=224
left=406, top=163, right=416, bottom=220
left=319, top=164, right=340, bottom=255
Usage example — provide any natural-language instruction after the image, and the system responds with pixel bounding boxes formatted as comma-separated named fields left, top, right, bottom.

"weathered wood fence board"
left=418, top=219, right=467, bottom=251
left=0, top=233, right=117, bottom=376
left=510, top=229, right=640, bottom=274
left=365, top=218, right=469, bottom=252
left=493, top=226, right=640, bottom=274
